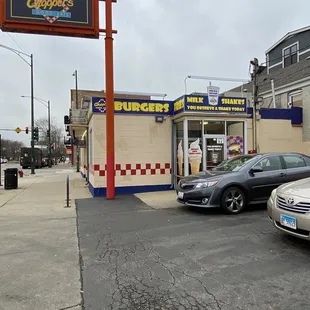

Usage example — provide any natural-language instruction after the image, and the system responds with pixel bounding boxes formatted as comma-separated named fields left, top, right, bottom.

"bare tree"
left=35, top=116, right=66, bottom=157
left=1, top=139, right=25, bottom=160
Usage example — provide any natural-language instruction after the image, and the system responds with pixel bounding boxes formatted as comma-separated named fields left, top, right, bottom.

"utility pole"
left=73, top=69, right=80, bottom=172
left=251, top=58, right=259, bottom=152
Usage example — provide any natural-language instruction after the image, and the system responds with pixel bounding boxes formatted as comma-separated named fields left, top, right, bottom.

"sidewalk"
left=0, top=167, right=90, bottom=310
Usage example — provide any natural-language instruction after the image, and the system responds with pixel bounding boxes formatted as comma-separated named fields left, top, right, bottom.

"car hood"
left=278, top=177, right=310, bottom=198
left=181, top=170, right=233, bottom=183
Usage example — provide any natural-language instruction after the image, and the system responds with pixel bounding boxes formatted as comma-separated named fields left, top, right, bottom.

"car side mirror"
left=250, top=166, right=263, bottom=174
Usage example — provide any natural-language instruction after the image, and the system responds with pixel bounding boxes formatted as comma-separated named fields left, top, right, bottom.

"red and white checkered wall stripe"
left=89, top=163, right=171, bottom=176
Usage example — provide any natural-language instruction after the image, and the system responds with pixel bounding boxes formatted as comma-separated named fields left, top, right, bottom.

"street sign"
left=15, top=127, right=21, bottom=134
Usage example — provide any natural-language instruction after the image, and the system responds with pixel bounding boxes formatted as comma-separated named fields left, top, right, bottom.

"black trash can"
left=5, top=168, right=18, bottom=190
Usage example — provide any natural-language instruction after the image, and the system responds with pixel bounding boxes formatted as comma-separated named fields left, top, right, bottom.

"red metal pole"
left=105, top=0, right=115, bottom=199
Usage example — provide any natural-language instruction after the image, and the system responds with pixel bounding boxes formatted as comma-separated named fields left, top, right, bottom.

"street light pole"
left=75, top=70, right=78, bottom=109
left=30, top=54, right=35, bottom=175
left=0, top=44, right=35, bottom=174
left=21, top=95, right=51, bottom=167
left=48, top=100, right=52, bottom=168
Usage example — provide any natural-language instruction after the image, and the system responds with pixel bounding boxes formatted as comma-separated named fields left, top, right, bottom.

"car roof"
left=257, top=152, right=309, bottom=157
left=235, top=152, right=310, bottom=159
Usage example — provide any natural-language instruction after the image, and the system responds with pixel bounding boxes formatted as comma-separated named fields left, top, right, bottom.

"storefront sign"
left=92, top=97, right=173, bottom=115
left=90, top=95, right=248, bottom=117
left=185, top=95, right=247, bottom=113
left=173, top=96, right=185, bottom=115
left=207, top=86, right=220, bottom=106
left=1, top=0, right=99, bottom=38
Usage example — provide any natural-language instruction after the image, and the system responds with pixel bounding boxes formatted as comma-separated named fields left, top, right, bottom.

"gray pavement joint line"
left=0, top=177, right=42, bottom=209
left=75, top=200, right=85, bottom=310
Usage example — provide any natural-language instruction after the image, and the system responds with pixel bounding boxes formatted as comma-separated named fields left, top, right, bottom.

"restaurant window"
left=176, top=121, right=184, bottom=177
left=204, top=121, right=225, bottom=135
left=188, top=120, right=203, bottom=175
left=283, top=43, right=298, bottom=67
left=226, top=121, right=244, bottom=158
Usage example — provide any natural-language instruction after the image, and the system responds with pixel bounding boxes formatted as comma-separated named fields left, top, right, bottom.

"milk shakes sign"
left=207, top=86, right=220, bottom=106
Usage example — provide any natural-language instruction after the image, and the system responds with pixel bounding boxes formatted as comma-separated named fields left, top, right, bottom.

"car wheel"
left=220, top=187, right=246, bottom=214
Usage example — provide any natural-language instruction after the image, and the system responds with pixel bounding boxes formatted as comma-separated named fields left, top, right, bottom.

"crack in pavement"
left=93, top=231, right=225, bottom=310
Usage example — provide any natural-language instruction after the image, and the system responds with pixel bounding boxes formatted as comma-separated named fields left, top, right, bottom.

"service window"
left=283, top=155, right=306, bottom=169
left=253, top=156, right=282, bottom=172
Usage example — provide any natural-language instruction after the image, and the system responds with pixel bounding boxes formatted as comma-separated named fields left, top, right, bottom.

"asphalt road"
left=76, top=196, right=310, bottom=310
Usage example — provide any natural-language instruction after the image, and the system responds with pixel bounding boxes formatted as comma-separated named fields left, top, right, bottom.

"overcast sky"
left=0, top=0, right=309, bottom=145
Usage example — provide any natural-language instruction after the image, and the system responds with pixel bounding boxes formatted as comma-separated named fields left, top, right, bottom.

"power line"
left=6, top=33, right=25, bottom=53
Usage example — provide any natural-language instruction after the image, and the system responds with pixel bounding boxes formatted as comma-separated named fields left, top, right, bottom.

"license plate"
left=177, top=192, right=184, bottom=199
left=280, top=214, right=297, bottom=230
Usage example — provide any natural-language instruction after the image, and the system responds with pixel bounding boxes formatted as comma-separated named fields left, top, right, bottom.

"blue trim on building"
left=290, top=107, right=303, bottom=125
left=80, top=171, right=86, bottom=179
left=88, top=183, right=173, bottom=197
left=259, top=108, right=292, bottom=120
left=246, top=107, right=303, bottom=125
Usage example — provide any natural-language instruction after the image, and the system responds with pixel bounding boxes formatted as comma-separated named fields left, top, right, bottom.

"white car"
left=0, top=158, right=8, bottom=164
left=268, top=177, right=310, bottom=240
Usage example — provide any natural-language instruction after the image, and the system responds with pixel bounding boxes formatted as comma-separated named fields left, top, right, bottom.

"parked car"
left=0, top=158, right=7, bottom=164
left=176, top=152, right=310, bottom=214
left=267, top=177, right=310, bottom=240
left=42, top=158, right=48, bottom=167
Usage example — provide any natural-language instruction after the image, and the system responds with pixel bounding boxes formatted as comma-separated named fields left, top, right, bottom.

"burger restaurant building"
left=80, top=91, right=304, bottom=196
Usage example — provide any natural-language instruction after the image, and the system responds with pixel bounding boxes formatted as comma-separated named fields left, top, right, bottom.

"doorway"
left=203, top=135, right=227, bottom=170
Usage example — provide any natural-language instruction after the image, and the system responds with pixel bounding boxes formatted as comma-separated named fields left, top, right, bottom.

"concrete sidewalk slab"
left=0, top=168, right=89, bottom=310
left=135, top=190, right=182, bottom=209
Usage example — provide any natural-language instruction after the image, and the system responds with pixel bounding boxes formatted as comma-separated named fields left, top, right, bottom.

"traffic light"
left=51, top=143, right=54, bottom=150
left=25, top=126, right=29, bottom=134
left=64, top=115, right=70, bottom=125
left=47, top=129, right=50, bottom=137
left=33, top=127, right=39, bottom=141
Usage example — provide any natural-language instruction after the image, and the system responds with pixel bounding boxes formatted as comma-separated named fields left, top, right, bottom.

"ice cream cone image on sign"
left=188, top=138, right=202, bottom=175
left=177, top=140, right=184, bottom=176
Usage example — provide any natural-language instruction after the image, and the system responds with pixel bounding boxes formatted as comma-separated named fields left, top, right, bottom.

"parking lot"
left=76, top=196, right=310, bottom=310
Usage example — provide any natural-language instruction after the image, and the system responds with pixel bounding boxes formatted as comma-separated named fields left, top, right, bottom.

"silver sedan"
left=268, top=177, right=310, bottom=240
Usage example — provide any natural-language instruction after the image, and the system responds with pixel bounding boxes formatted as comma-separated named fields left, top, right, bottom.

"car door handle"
left=280, top=172, right=286, bottom=177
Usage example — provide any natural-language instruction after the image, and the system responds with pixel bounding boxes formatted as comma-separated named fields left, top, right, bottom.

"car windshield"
left=212, top=155, right=257, bottom=172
